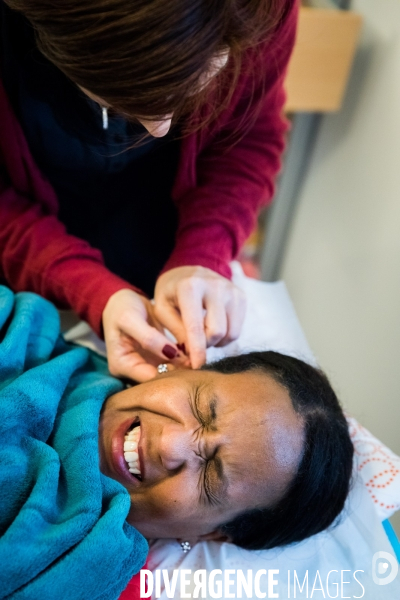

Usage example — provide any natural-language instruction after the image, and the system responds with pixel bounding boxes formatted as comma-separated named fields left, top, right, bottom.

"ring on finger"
left=157, top=363, right=169, bottom=374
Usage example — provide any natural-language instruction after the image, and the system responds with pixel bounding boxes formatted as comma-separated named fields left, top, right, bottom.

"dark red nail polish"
left=177, top=343, right=186, bottom=354
left=162, top=344, right=178, bottom=359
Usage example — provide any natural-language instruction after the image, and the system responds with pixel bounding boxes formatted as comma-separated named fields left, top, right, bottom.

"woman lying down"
left=0, top=287, right=353, bottom=599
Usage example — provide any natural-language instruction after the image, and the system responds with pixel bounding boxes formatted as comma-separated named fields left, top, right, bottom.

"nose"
left=138, top=116, right=173, bottom=138
left=158, top=422, right=199, bottom=472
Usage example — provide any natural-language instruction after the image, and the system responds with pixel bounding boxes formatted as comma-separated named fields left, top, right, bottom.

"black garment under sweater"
left=0, top=1, right=181, bottom=296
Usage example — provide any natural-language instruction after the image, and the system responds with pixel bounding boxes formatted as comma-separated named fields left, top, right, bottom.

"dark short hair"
left=202, top=351, right=354, bottom=550
left=5, top=0, right=289, bottom=128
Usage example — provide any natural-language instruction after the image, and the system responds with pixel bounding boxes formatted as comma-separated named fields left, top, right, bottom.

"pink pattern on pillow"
left=348, top=416, right=400, bottom=519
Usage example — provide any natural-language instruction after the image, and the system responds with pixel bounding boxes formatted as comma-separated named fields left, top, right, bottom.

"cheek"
left=128, top=476, right=200, bottom=524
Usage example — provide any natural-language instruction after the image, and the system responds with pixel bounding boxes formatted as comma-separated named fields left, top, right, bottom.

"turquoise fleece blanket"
left=0, top=287, right=148, bottom=599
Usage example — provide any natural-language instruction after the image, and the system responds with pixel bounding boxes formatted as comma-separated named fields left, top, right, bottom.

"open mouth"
left=124, top=421, right=142, bottom=481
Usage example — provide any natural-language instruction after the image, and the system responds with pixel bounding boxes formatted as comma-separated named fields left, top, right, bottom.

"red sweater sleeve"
left=0, top=87, right=141, bottom=336
left=162, top=0, right=299, bottom=279
left=0, top=0, right=297, bottom=329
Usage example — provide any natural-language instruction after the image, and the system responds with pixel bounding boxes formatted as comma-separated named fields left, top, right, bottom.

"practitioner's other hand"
left=154, top=266, right=246, bottom=369
left=102, top=289, right=185, bottom=382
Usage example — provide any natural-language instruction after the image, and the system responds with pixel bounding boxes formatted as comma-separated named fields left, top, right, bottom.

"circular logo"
left=372, top=551, right=399, bottom=586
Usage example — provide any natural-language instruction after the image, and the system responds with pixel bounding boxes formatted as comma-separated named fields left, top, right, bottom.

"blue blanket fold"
left=0, top=287, right=148, bottom=599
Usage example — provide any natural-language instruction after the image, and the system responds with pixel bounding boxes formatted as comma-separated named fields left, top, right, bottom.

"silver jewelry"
left=102, top=106, right=108, bottom=130
left=180, top=541, right=191, bottom=553
left=157, top=363, right=168, bottom=374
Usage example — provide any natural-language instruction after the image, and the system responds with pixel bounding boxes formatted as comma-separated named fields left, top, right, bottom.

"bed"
left=65, top=264, right=400, bottom=600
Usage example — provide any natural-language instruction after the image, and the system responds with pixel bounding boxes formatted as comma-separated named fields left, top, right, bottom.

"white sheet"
left=64, top=264, right=400, bottom=599
left=147, top=478, right=396, bottom=599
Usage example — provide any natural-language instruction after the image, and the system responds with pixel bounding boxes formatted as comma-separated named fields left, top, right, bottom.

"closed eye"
left=203, top=461, right=223, bottom=506
left=191, top=383, right=226, bottom=505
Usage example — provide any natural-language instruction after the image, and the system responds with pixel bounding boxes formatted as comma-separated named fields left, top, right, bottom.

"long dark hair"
left=5, top=0, right=289, bottom=128
left=202, top=351, right=354, bottom=550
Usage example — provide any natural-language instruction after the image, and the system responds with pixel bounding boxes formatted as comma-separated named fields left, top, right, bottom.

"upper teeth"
left=124, top=426, right=141, bottom=476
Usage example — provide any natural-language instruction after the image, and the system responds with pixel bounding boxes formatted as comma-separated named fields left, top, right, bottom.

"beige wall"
left=281, top=0, right=400, bottom=461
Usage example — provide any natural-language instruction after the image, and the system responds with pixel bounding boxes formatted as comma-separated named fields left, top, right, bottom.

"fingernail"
left=177, top=343, right=186, bottom=354
left=162, top=344, right=178, bottom=359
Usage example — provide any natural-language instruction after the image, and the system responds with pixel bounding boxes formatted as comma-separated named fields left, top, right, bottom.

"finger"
left=203, top=295, right=228, bottom=347
left=121, top=312, right=181, bottom=363
left=153, top=297, right=186, bottom=347
left=119, top=360, right=159, bottom=383
left=107, top=340, right=179, bottom=382
left=177, top=282, right=207, bottom=369
left=215, top=290, right=246, bottom=347
left=106, top=338, right=159, bottom=381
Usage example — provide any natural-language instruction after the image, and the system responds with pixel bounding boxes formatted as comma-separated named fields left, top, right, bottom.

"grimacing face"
left=98, top=369, right=304, bottom=543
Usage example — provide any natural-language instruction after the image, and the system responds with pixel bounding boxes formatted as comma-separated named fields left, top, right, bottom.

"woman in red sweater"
left=0, top=0, right=298, bottom=381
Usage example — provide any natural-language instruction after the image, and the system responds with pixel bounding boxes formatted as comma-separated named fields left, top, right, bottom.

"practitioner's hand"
left=154, top=266, right=246, bottom=369
left=102, top=289, right=185, bottom=382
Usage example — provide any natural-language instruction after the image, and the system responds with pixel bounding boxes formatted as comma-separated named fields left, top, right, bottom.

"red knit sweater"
left=0, top=0, right=298, bottom=336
